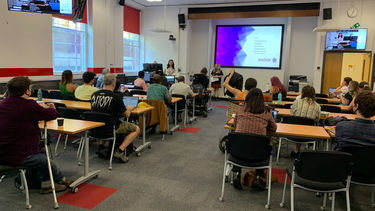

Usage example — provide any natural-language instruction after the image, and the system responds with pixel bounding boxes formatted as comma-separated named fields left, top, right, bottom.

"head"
left=353, top=91, right=375, bottom=118
left=338, top=33, right=343, bottom=38
left=301, top=85, right=316, bottom=102
left=61, top=70, right=73, bottom=85
left=214, top=63, right=221, bottom=70
left=102, top=68, right=110, bottom=75
left=200, top=67, right=208, bottom=75
left=103, top=73, right=116, bottom=90
left=270, top=76, right=282, bottom=87
left=153, top=61, right=158, bottom=64
left=343, top=77, right=352, bottom=86
left=138, top=71, right=145, bottom=79
left=7, top=76, right=32, bottom=97
left=167, top=60, right=175, bottom=69
left=244, top=88, right=267, bottom=114
left=82, top=71, right=96, bottom=85
left=359, top=81, right=370, bottom=92
left=349, top=80, right=359, bottom=95
left=244, top=78, right=257, bottom=91
left=153, top=74, right=163, bottom=84
left=176, top=76, right=185, bottom=83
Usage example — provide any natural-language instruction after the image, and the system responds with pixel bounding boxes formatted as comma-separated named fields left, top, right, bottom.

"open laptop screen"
left=123, top=96, right=139, bottom=108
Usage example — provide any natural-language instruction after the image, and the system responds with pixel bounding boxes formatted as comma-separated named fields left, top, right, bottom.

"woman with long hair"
left=164, top=59, right=176, bottom=76
left=348, top=81, right=370, bottom=111
left=232, top=88, right=277, bottom=191
left=59, top=70, right=77, bottom=99
left=210, top=63, right=223, bottom=98
left=341, top=80, right=359, bottom=105
left=270, top=76, right=287, bottom=97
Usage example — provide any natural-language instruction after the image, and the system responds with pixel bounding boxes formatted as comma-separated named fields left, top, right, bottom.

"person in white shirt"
left=169, top=76, right=193, bottom=98
left=333, top=77, right=352, bottom=97
left=164, top=59, right=176, bottom=76
left=134, top=71, right=148, bottom=91
left=74, top=71, right=99, bottom=101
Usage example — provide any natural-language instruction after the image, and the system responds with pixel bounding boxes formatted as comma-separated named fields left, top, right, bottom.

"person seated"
left=134, top=71, right=148, bottom=91
left=113, top=81, right=130, bottom=97
left=90, top=73, right=140, bottom=163
left=348, top=81, right=370, bottom=112
left=169, top=76, right=193, bottom=98
left=340, top=80, right=359, bottom=105
left=0, top=77, right=73, bottom=194
left=290, top=85, right=321, bottom=158
left=269, top=76, right=287, bottom=98
left=96, top=68, right=110, bottom=89
left=59, top=70, right=77, bottom=99
left=223, top=69, right=257, bottom=100
left=192, top=67, right=209, bottom=89
left=147, top=74, right=171, bottom=103
left=334, top=77, right=352, bottom=96
left=74, top=71, right=98, bottom=101
left=233, top=88, right=277, bottom=191
left=336, top=91, right=375, bottom=150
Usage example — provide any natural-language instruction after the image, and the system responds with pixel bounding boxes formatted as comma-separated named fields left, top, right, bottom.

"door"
left=322, top=52, right=343, bottom=94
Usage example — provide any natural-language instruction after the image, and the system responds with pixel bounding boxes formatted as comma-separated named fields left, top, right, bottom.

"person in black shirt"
left=91, top=73, right=140, bottom=163
left=193, top=67, right=209, bottom=89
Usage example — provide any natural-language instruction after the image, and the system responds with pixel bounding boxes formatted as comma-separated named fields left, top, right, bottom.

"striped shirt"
left=291, top=96, right=321, bottom=122
left=234, top=105, right=277, bottom=135
left=336, top=118, right=375, bottom=150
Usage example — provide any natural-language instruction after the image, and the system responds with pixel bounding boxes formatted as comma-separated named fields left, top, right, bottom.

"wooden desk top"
left=287, top=92, right=300, bottom=96
left=274, top=108, right=373, bottom=120
left=287, top=95, right=341, bottom=104
left=269, top=101, right=350, bottom=111
left=134, top=95, right=182, bottom=104
left=131, top=106, right=155, bottom=115
left=273, top=123, right=330, bottom=139
left=39, top=119, right=105, bottom=135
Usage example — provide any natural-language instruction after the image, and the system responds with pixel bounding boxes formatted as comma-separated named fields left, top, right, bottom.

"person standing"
left=164, top=59, right=176, bottom=76
left=210, top=63, right=223, bottom=98
left=96, top=68, right=110, bottom=89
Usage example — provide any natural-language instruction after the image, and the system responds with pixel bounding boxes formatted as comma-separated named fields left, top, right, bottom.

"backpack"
left=224, top=72, right=243, bottom=97
left=323, top=116, right=349, bottom=126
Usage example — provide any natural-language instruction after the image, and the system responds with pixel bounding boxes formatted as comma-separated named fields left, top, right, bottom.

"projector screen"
left=215, top=25, right=284, bottom=69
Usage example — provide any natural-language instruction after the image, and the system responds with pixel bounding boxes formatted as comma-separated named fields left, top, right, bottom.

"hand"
left=341, top=81, right=346, bottom=86
left=123, top=86, right=128, bottom=92
left=46, top=103, right=56, bottom=109
left=127, top=106, right=135, bottom=111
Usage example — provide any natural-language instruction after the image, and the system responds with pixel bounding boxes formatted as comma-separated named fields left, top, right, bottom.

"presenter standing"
left=164, top=59, right=176, bottom=76
left=210, top=63, right=223, bottom=98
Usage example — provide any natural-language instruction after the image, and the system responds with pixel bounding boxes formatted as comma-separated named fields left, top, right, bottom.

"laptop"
left=123, top=96, right=139, bottom=108
left=144, top=71, right=151, bottom=82
left=166, top=76, right=175, bottom=83
left=329, top=88, right=336, bottom=94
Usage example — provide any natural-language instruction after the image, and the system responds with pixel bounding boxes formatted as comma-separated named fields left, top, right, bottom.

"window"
left=123, top=31, right=140, bottom=75
left=52, top=17, right=86, bottom=73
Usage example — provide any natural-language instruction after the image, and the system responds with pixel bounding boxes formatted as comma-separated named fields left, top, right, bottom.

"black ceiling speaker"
left=323, top=8, right=332, bottom=20
left=178, top=14, right=186, bottom=29
left=119, top=0, right=125, bottom=6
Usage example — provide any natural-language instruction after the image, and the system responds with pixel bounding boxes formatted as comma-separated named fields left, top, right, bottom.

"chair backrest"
left=284, top=104, right=292, bottom=109
left=282, top=116, right=315, bottom=126
left=47, top=102, right=66, bottom=116
left=49, top=91, right=62, bottom=99
left=316, top=98, right=328, bottom=104
left=133, top=86, right=143, bottom=90
left=321, top=105, right=342, bottom=113
left=316, top=93, right=328, bottom=98
left=341, top=146, right=375, bottom=183
left=130, top=90, right=147, bottom=96
left=58, top=107, right=82, bottom=120
left=283, top=97, right=294, bottom=102
left=82, top=112, right=115, bottom=139
left=295, top=151, right=352, bottom=183
left=227, top=132, right=272, bottom=161
left=171, top=94, right=186, bottom=109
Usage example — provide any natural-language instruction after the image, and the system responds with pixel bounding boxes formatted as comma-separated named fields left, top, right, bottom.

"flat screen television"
left=8, top=0, right=73, bottom=15
left=215, top=25, right=284, bottom=69
left=325, top=29, right=368, bottom=50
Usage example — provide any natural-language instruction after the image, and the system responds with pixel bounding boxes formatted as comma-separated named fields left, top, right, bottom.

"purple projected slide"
left=215, top=25, right=284, bottom=69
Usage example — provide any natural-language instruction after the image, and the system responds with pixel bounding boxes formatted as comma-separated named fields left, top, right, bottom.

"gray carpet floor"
left=0, top=100, right=372, bottom=210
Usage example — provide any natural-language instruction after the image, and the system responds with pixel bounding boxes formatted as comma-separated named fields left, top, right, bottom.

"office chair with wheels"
left=219, top=132, right=273, bottom=209
left=280, top=151, right=352, bottom=211
left=276, top=116, right=316, bottom=164
left=82, top=112, right=117, bottom=170
left=341, top=146, right=375, bottom=207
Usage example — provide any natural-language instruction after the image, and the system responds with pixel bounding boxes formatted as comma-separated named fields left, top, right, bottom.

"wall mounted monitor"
left=8, top=0, right=73, bottom=15
left=215, top=25, right=284, bottom=69
left=325, top=29, right=368, bottom=50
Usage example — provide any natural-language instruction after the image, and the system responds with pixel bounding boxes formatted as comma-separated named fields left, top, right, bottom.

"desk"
left=39, top=119, right=105, bottom=192
left=274, top=108, right=368, bottom=120
left=131, top=107, right=155, bottom=154
left=287, top=95, right=341, bottom=104
left=268, top=101, right=350, bottom=112
left=287, top=92, right=300, bottom=96
left=189, top=93, right=199, bottom=123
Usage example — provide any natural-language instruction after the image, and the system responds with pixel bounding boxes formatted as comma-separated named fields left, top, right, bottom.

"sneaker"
left=58, top=177, right=74, bottom=187
left=252, top=177, right=266, bottom=191
left=113, top=149, right=129, bottom=163
left=40, top=183, right=67, bottom=194
left=233, top=172, right=243, bottom=190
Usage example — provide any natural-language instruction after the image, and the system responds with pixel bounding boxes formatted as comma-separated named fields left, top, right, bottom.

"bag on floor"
left=242, top=170, right=256, bottom=187
left=14, top=168, right=41, bottom=190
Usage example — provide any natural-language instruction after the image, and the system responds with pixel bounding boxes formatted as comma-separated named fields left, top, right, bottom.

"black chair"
left=284, top=104, right=292, bottom=109
left=31, top=89, right=50, bottom=98
left=82, top=112, right=117, bottom=170
left=280, top=151, right=352, bottom=211
left=129, top=90, right=147, bottom=96
left=133, top=86, right=143, bottom=90
left=321, top=105, right=342, bottom=113
left=276, top=116, right=316, bottom=164
left=283, top=97, right=294, bottom=102
left=0, top=165, right=31, bottom=209
left=316, top=98, right=329, bottom=104
left=341, top=146, right=375, bottom=207
left=49, top=91, right=62, bottom=99
left=61, top=94, right=77, bottom=101
left=171, top=94, right=187, bottom=125
left=272, top=104, right=287, bottom=109
left=219, top=132, right=273, bottom=209
left=316, top=93, right=328, bottom=98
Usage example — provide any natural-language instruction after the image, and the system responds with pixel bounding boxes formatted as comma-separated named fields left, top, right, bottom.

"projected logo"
left=216, top=26, right=254, bottom=66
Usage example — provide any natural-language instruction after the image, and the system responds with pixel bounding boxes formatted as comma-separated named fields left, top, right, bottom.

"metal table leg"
left=135, top=112, right=151, bottom=153
left=170, top=102, right=180, bottom=132
left=189, top=96, right=197, bottom=122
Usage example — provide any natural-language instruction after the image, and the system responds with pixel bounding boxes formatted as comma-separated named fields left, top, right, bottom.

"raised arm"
left=223, top=69, right=241, bottom=97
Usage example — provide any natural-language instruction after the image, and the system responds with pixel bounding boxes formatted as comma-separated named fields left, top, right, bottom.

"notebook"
left=123, top=96, right=139, bottom=108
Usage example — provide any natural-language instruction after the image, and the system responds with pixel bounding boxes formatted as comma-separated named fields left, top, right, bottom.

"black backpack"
left=224, top=72, right=243, bottom=97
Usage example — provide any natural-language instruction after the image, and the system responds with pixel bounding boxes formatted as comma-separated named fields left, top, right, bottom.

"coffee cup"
left=57, top=118, right=64, bottom=126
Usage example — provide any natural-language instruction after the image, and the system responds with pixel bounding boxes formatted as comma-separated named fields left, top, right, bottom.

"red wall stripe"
left=0, top=68, right=53, bottom=77
left=88, top=68, right=124, bottom=74
left=124, top=6, right=140, bottom=34
left=53, top=0, right=88, bottom=24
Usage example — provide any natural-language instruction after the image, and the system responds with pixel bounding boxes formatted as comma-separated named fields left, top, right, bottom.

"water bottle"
left=37, top=88, right=42, bottom=101
left=277, top=92, right=282, bottom=104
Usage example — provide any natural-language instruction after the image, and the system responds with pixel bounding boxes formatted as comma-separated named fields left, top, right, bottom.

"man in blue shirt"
left=336, top=91, right=375, bottom=150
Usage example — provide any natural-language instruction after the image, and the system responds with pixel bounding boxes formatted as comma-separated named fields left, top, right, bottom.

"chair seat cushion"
left=351, top=175, right=375, bottom=184
left=228, top=155, right=269, bottom=168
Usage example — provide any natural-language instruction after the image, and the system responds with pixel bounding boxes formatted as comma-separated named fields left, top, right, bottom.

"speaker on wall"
left=323, top=8, right=332, bottom=20
left=178, top=14, right=186, bottom=29
left=119, top=0, right=125, bottom=6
